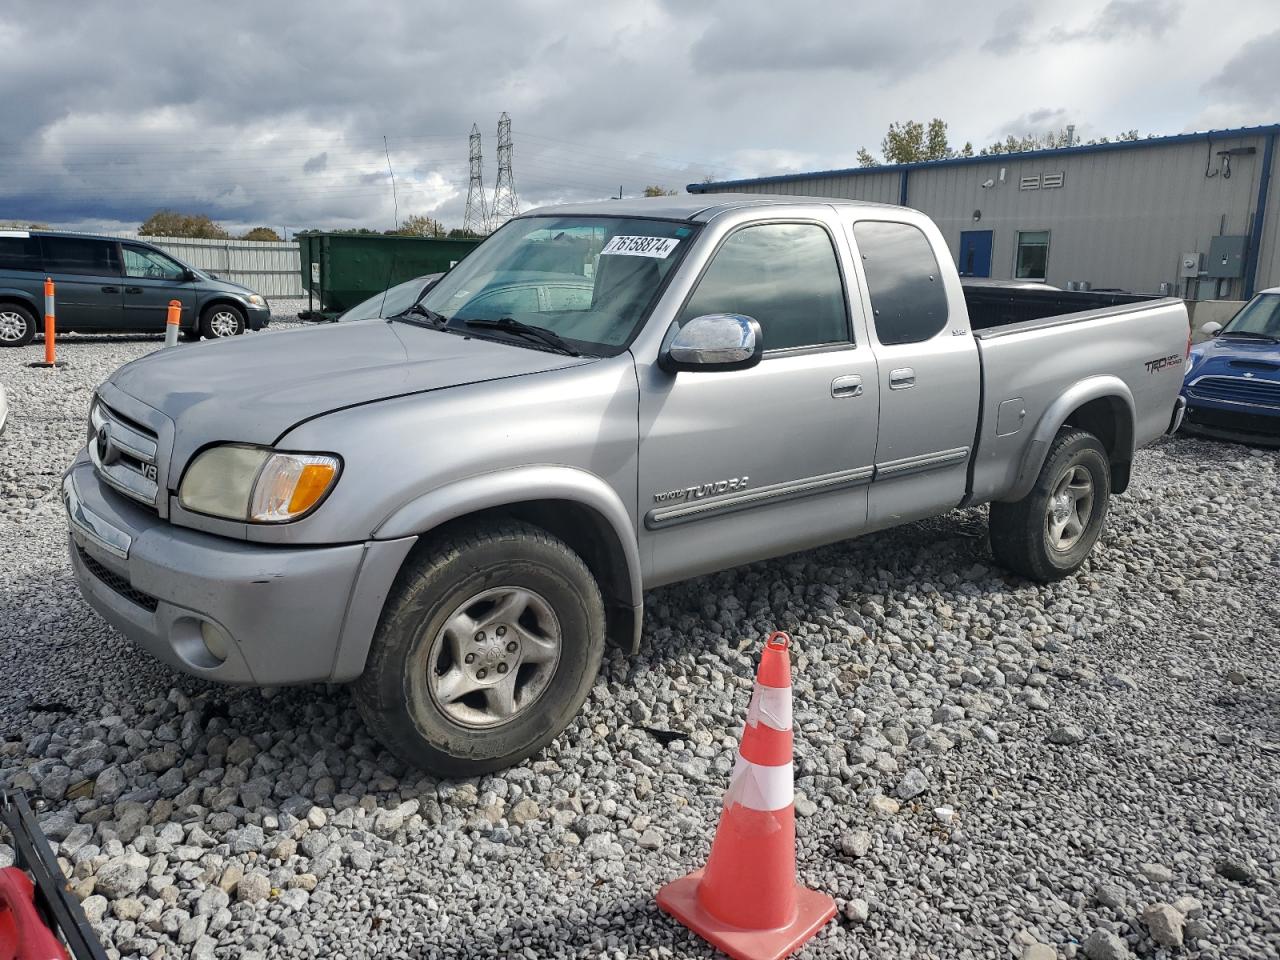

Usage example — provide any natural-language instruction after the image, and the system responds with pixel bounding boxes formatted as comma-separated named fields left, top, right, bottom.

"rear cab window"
left=853, top=220, right=948, bottom=345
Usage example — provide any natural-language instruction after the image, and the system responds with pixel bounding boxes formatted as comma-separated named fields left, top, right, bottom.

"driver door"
left=636, top=218, right=880, bottom=586
left=121, top=243, right=197, bottom=331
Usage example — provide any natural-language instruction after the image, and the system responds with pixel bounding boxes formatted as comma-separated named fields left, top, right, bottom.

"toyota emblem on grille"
left=96, top=423, right=120, bottom=465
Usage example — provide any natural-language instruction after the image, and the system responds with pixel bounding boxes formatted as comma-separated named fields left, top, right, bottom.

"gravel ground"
left=2, top=300, right=1278, bottom=960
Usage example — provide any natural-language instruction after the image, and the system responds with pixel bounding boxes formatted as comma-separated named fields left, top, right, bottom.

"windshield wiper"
left=462, top=317, right=580, bottom=356
left=389, top=302, right=450, bottom=328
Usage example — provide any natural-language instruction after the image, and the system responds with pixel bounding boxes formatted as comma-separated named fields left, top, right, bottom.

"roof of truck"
left=521, top=193, right=898, bottom=222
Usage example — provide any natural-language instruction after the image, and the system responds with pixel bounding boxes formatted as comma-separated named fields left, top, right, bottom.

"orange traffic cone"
left=657, top=631, right=836, bottom=960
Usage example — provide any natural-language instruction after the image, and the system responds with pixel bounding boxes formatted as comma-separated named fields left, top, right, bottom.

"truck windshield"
left=1221, top=293, right=1280, bottom=339
left=418, top=215, right=697, bottom=355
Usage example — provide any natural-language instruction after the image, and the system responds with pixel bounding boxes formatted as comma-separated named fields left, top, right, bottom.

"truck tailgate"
left=968, top=299, right=1188, bottom=504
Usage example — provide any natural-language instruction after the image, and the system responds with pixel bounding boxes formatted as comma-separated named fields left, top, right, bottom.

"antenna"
left=463, top=124, right=490, bottom=236
left=384, top=136, right=400, bottom=231
left=490, top=112, right=520, bottom=229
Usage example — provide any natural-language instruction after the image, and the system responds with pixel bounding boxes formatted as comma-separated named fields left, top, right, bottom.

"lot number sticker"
left=601, top=235, right=680, bottom=258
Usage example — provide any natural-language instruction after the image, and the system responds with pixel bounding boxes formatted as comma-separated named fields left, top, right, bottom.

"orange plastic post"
left=164, top=299, right=182, bottom=347
left=43, top=277, right=55, bottom=365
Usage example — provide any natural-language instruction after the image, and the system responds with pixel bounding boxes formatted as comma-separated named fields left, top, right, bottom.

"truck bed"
left=963, top=282, right=1155, bottom=332
left=964, top=292, right=1188, bottom=506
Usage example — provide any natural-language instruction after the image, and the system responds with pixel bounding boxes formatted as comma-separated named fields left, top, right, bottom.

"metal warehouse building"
left=689, top=123, right=1280, bottom=302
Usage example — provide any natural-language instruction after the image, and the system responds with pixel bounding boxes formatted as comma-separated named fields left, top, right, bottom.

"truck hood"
left=107, top=319, right=591, bottom=472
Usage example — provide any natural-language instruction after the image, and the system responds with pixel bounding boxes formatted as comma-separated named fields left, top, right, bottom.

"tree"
left=447, top=227, right=483, bottom=239
left=139, top=210, right=230, bottom=239
left=239, top=226, right=281, bottom=242
left=980, top=127, right=1143, bottom=156
left=387, top=214, right=445, bottom=237
left=0, top=220, right=48, bottom=230
left=643, top=185, right=678, bottom=197
left=857, top=119, right=972, bottom=167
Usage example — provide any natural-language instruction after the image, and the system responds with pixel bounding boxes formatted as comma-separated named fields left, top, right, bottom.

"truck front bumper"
left=63, top=456, right=415, bottom=685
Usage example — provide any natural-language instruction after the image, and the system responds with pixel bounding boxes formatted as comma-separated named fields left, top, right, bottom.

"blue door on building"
left=958, top=230, right=993, bottom=278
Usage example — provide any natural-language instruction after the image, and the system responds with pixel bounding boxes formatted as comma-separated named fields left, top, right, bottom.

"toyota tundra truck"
left=64, top=195, right=1189, bottom=776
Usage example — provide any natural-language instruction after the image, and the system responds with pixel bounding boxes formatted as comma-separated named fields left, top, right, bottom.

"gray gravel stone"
left=1082, top=928, right=1130, bottom=960
left=1141, top=902, right=1184, bottom=947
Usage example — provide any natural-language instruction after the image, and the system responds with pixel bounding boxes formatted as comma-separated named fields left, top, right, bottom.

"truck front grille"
left=1186, top=375, right=1280, bottom=410
left=89, top=400, right=160, bottom=509
left=75, top=545, right=159, bottom=612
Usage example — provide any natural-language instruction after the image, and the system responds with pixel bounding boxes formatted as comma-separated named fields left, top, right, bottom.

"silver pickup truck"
left=64, top=195, right=1188, bottom=775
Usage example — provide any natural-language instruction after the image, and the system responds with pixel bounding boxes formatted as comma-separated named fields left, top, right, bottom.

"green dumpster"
left=297, top=233, right=482, bottom=317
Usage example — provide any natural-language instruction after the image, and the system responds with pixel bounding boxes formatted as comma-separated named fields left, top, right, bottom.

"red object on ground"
left=0, top=866, right=69, bottom=960
left=656, top=631, right=836, bottom=960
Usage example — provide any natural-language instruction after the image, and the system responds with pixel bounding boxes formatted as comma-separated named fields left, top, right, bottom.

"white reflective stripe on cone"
left=745, top=684, right=792, bottom=733
left=724, top=754, right=794, bottom=812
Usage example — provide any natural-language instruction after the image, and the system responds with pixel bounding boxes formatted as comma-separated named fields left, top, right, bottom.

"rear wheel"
left=199, top=304, right=245, bottom=339
left=354, top=521, right=605, bottom=776
left=0, top=303, right=36, bottom=347
left=989, top=428, right=1111, bottom=581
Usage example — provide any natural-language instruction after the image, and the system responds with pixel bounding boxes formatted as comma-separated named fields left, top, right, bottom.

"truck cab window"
left=854, top=221, right=949, bottom=346
left=679, top=223, right=849, bottom=351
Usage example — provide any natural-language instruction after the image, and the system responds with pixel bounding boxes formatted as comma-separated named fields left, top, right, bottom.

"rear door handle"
left=100, top=286, right=119, bottom=293
left=831, top=375, right=864, bottom=398
left=125, top=287, right=143, bottom=295
left=889, top=367, right=916, bottom=390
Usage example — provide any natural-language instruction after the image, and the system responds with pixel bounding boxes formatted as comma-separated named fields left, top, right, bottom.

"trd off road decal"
left=1144, top=354, right=1183, bottom=374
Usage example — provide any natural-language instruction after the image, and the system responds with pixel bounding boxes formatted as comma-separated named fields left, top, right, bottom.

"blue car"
left=1181, top=288, right=1280, bottom=445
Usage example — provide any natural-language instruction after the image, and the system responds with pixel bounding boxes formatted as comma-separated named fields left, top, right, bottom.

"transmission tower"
left=490, top=112, right=520, bottom=228
left=463, top=124, right=489, bottom=235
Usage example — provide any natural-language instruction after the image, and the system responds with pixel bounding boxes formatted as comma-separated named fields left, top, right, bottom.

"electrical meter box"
left=1206, top=235, right=1248, bottom=278
left=1178, top=252, right=1199, bottom=278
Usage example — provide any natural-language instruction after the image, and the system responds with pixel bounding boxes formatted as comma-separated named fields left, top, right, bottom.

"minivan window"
left=0, top=235, right=40, bottom=271
left=40, top=236, right=120, bottom=277
left=854, top=221, right=948, bottom=346
left=123, top=244, right=186, bottom=281
left=679, top=222, right=849, bottom=351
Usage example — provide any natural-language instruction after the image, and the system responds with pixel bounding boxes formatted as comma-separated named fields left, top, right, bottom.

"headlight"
left=246, top=294, right=266, bottom=307
left=178, top=444, right=340, bottom=523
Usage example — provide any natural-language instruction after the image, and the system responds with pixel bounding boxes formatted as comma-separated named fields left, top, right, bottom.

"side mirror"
left=659, top=313, right=763, bottom=374
left=1199, top=321, right=1222, bottom=338
left=181, top=268, right=198, bottom=282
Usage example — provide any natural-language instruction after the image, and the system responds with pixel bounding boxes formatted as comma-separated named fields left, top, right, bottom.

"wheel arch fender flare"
left=0, top=289, right=39, bottom=313
left=372, top=465, right=643, bottom=610
left=1003, top=376, right=1136, bottom=502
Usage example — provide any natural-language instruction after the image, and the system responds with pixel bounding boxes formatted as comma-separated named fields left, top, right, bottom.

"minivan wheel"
left=354, top=521, right=605, bottom=777
left=199, top=304, right=245, bottom=338
left=989, top=427, right=1111, bottom=581
left=0, top=303, right=36, bottom=347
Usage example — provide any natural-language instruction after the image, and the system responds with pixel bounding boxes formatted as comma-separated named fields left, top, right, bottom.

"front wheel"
left=354, top=521, right=605, bottom=776
left=989, top=427, right=1111, bottom=581
left=199, top=304, right=245, bottom=339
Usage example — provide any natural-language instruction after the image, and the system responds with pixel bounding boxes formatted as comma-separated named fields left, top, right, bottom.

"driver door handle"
left=100, top=286, right=119, bottom=293
left=889, top=367, right=916, bottom=390
left=831, top=375, right=863, bottom=398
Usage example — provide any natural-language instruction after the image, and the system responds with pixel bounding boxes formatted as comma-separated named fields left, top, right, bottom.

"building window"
left=1015, top=230, right=1050, bottom=281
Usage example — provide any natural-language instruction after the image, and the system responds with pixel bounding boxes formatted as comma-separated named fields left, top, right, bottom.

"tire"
left=989, top=428, right=1111, bottom=581
left=0, top=302, right=36, bottom=348
left=199, top=304, right=245, bottom=339
left=354, top=521, right=606, bottom=776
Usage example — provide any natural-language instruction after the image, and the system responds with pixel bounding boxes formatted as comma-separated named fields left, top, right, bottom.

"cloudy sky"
left=1, top=0, right=1277, bottom=235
